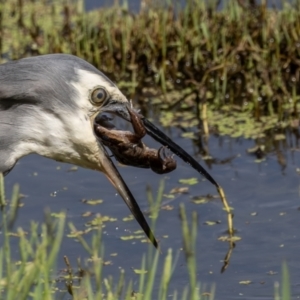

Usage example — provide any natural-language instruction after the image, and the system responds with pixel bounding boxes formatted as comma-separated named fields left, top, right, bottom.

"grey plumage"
left=0, top=54, right=115, bottom=174
left=0, top=54, right=114, bottom=111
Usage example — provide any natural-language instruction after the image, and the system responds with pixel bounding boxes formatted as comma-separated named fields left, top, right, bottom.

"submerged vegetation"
left=1, top=0, right=300, bottom=140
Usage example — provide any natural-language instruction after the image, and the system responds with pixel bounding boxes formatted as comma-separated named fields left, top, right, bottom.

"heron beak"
left=100, top=100, right=218, bottom=187
left=92, top=99, right=218, bottom=250
left=92, top=102, right=158, bottom=249
left=95, top=141, right=158, bottom=248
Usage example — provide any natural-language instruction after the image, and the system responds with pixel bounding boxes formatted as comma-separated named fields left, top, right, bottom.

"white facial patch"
left=71, top=69, right=129, bottom=117
left=9, top=68, right=131, bottom=171
left=10, top=104, right=101, bottom=169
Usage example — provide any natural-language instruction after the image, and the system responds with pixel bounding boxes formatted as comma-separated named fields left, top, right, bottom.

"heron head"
left=0, top=54, right=158, bottom=247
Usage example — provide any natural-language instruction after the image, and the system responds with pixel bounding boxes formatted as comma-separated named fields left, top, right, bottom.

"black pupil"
left=97, top=91, right=104, bottom=99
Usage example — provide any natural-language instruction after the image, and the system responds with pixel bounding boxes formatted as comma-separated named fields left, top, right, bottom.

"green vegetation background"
left=1, top=0, right=300, bottom=139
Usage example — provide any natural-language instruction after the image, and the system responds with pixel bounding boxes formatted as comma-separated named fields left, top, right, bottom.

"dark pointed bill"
left=97, top=141, right=158, bottom=248
left=142, top=118, right=219, bottom=188
left=96, top=102, right=218, bottom=249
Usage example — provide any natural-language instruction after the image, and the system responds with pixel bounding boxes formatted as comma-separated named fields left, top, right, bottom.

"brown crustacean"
left=94, top=107, right=176, bottom=174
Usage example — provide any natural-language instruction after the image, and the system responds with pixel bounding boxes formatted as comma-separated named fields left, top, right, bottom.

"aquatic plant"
left=0, top=173, right=217, bottom=299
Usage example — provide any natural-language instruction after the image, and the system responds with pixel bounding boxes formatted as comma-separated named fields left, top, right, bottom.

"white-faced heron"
left=0, top=54, right=219, bottom=248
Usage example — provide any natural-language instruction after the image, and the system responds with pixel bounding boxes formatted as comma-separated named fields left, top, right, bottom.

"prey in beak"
left=93, top=100, right=223, bottom=248
left=92, top=101, right=176, bottom=249
left=94, top=107, right=177, bottom=174
left=89, top=94, right=161, bottom=248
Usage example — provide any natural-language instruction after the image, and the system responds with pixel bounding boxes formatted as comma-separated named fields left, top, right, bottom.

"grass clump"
left=0, top=174, right=215, bottom=300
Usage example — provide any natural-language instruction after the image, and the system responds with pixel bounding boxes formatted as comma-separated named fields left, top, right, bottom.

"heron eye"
left=90, top=87, right=108, bottom=106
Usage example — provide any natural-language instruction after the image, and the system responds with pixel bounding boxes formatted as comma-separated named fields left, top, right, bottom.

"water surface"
left=85, top=0, right=292, bottom=12
left=4, top=125, right=300, bottom=299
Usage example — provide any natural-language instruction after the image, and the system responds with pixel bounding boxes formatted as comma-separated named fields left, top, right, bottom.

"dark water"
left=85, top=0, right=140, bottom=12
left=84, top=0, right=291, bottom=12
left=3, top=124, right=300, bottom=299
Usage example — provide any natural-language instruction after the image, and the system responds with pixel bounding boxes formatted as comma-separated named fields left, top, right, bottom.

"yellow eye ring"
left=90, top=87, right=108, bottom=106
